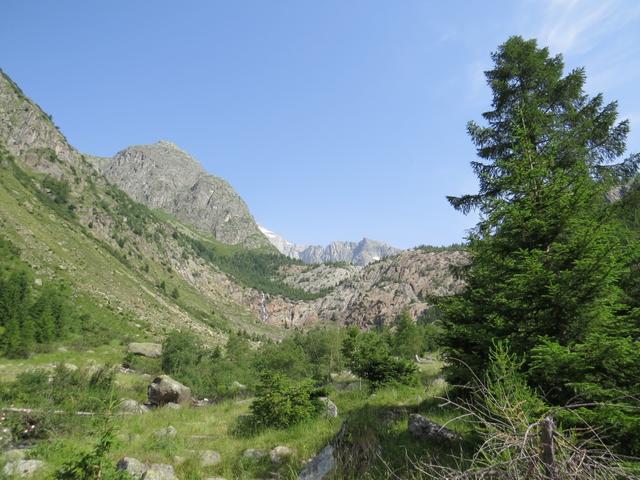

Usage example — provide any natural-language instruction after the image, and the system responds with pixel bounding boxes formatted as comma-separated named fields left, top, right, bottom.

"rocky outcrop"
left=318, top=397, right=338, bottom=418
left=148, top=376, right=192, bottom=406
left=299, top=445, right=336, bottom=480
left=2, top=459, right=45, bottom=478
left=119, top=399, right=150, bottom=415
left=96, top=141, right=270, bottom=248
left=250, top=248, right=466, bottom=329
left=127, top=342, right=162, bottom=358
left=260, top=226, right=400, bottom=266
left=0, top=70, right=81, bottom=174
left=408, top=414, right=460, bottom=442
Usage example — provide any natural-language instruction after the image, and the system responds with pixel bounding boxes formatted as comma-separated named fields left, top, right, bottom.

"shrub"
left=249, top=372, right=322, bottom=429
left=343, top=329, right=417, bottom=388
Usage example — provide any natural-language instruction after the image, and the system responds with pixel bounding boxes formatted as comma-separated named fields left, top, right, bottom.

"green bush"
left=42, top=175, right=70, bottom=204
left=249, top=372, right=323, bottom=429
left=343, top=329, right=417, bottom=388
left=161, top=331, right=255, bottom=399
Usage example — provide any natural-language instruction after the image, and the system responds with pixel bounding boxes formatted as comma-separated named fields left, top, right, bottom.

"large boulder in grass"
left=142, top=464, right=177, bottom=480
left=270, top=445, right=295, bottom=464
left=119, top=399, right=150, bottom=414
left=318, top=397, right=338, bottom=418
left=299, top=445, right=336, bottom=480
left=147, top=375, right=191, bottom=406
left=2, top=459, right=45, bottom=477
left=408, top=414, right=460, bottom=441
left=128, top=342, right=162, bottom=358
left=116, top=457, right=147, bottom=478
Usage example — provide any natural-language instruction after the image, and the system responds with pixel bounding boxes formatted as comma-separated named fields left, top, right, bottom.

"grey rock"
left=164, top=402, right=181, bottom=410
left=298, top=445, right=336, bottom=480
left=119, top=399, right=150, bottom=414
left=142, top=463, right=177, bottom=480
left=408, top=414, right=460, bottom=441
left=148, top=375, right=191, bottom=406
left=270, top=445, right=294, bottom=464
left=96, top=141, right=270, bottom=248
left=2, top=459, right=45, bottom=477
left=242, top=448, right=267, bottom=459
left=260, top=226, right=400, bottom=266
left=154, top=426, right=177, bottom=439
left=199, top=450, right=222, bottom=466
left=318, top=397, right=338, bottom=418
left=231, top=380, right=247, bottom=390
left=128, top=342, right=162, bottom=358
left=1, top=449, right=28, bottom=462
left=116, top=457, right=147, bottom=478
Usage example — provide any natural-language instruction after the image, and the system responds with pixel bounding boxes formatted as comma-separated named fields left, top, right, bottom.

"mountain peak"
left=259, top=227, right=400, bottom=266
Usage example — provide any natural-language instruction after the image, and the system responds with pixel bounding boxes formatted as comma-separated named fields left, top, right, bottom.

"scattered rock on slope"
left=408, top=414, right=460, bottom=441
left=148, top=375, right=192, bottom=406
left=128, top=342, right=162, bottom=358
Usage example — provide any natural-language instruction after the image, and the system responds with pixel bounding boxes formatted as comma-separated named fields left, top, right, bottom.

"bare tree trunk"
left=540, top=416, right=557, bottom=480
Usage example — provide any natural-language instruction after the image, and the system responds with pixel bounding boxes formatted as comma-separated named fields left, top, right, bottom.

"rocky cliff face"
left=96, top=142, right=270, bottom=248
left=1, top=69, right=464, bottom=338
left=242, top=248, right=466, bottom=328
left=259, top=226, right=400, bottom=266
left=0, top=70, right=82, bottom=176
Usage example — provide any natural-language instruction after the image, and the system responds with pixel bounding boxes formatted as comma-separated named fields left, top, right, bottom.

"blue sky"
left=2, top=1, right=639, bottom=248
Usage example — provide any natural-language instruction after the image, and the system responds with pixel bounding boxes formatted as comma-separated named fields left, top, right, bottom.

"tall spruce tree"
left=439, top=36, right=638, bottom=388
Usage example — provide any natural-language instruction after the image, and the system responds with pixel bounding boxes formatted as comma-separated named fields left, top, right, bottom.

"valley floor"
left=0, top=349, right=458, bottom=480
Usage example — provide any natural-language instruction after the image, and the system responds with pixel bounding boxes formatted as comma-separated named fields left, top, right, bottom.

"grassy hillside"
left=0, top=147, right=282, bottom=347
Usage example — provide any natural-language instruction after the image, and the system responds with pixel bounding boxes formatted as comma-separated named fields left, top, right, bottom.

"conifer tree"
left=439, top=36, right=638, bottom=387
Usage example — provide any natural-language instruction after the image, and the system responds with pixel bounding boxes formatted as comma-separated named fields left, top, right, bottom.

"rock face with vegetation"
left=95, top=141, right=270, bottom=249
left=257, top=247, right=465, bottom=328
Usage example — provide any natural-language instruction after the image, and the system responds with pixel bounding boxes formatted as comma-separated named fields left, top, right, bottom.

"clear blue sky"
left=2, top=1, right=639, bottom=248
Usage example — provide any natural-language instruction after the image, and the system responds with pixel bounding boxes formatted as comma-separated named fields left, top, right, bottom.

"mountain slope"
left=95, top=141, right=271, bottom=249
left=259, top=225, right=401, bottom=266
left=0, top=69, right=282, bottom=344
left=0, top=69, right=463, bottom=340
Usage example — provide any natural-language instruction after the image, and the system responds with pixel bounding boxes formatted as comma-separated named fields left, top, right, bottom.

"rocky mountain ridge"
left=94, top=141, right=271, bottom=249
left=0, top=69, right=462, bottom=340
left=259, top=225, right=401, bottom=266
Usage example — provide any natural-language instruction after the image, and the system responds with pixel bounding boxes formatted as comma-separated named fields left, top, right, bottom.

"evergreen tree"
left=391, top=310, right=422, bottom=359
left=439, top=36, right=638, bottom=388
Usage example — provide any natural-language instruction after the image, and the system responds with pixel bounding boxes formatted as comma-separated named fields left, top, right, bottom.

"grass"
left=0, top=357, right=471, bottom=480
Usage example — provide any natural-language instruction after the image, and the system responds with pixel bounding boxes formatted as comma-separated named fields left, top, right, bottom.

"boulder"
left=128, top=342, right=162, bottom=358
left=142, top=463, right=177, bottom=480
left=231, top=380, right=247, bottom=390
left=116, top=457, right=147, bottom=478
left=270, top=445, right=295, bottom=464
left=1, top=449, right=28, bottom=462
left=407, top=414, right=460, bottom=441
left=148, top=375, right=191, bottom=406
left=164, top=402, right=181, bottom=410
left=318, top=397, right=338, bottom=418
left=119, top=399, right=150, bottom=414
left=154, top=426, right=177, bottom=439
left=200, top=450, right=222, bottom=466
left=299, top=445, right=336, bottom=480
left=2, top=459, right=45, bottom=477
left=242, top=448, right=267, bottom=459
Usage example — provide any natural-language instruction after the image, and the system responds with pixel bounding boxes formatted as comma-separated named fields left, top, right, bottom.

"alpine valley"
left=0, top=69, right=462, bottom=341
